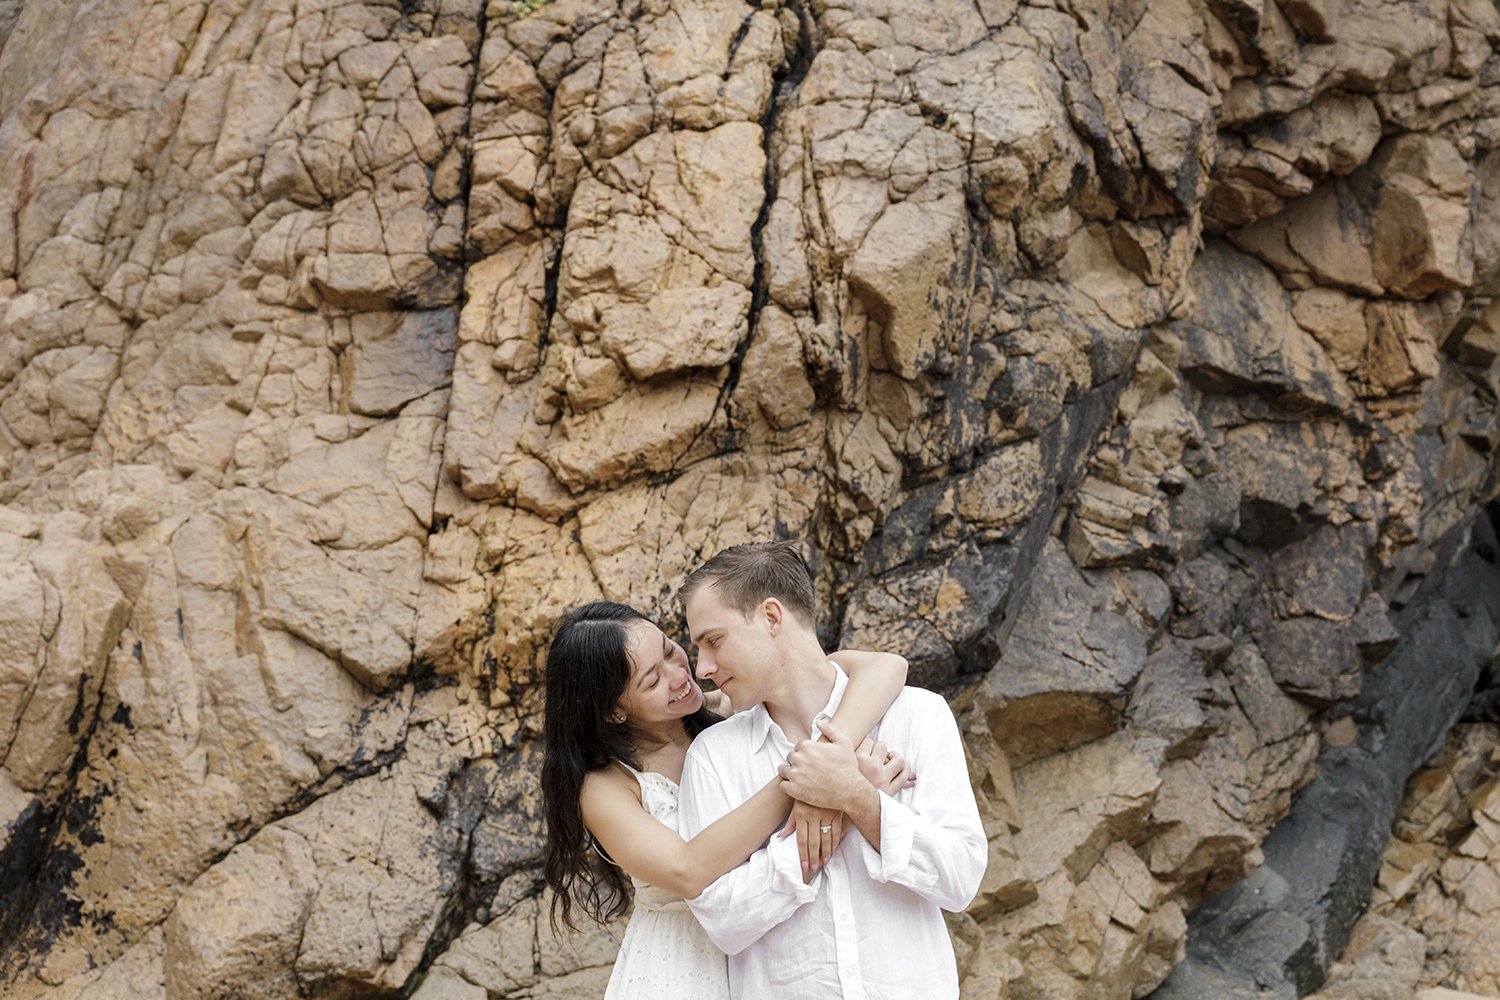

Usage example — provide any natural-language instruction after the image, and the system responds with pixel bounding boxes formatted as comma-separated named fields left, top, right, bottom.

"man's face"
left=684, top=588, right=778, bottom=712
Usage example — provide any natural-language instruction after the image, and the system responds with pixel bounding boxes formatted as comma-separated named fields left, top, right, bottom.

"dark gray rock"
left=1147, top=507, right=1500, bottom=1000
left=1254, top=615, right=1362, bottom=706
left=1128, top=639, right=1216, bottom=759
left=1267, top=525, right=1368, bottom=621
left=1173, top=243, right=1353, bottom=415
left=975, top=538, right=1152, bottom=765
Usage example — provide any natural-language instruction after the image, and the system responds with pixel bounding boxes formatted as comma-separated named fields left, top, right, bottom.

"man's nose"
left=696, top=651, right=716, bottom=677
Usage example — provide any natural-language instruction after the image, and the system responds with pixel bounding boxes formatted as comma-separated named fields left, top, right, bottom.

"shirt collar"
left=748, top=662, right=849, bottom=751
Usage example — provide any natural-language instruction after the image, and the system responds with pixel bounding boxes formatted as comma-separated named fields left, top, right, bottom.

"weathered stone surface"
left=1150, top=514, right=1500, bottom=999
left=1305, top=914, right=1428, bottom=1000
left=0, top=0, right=1498, bottom=996
left=1174, top=243, right=1353, bottom=412
left=1346, top=718, right=1500, bottom=999
left=975, top=539, right=1151, bottom=766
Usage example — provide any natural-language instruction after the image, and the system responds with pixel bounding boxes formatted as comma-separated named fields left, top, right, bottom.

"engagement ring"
left=819, top=824, right=833, bottom=833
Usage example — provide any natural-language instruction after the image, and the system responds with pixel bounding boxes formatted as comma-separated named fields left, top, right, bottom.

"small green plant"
left=511, top=0, right=552, bottom=16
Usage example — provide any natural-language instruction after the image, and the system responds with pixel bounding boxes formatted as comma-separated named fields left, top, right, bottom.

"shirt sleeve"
left=856, top=694, right=987, bottom=912
left=678, top=741, right=818, bottom=955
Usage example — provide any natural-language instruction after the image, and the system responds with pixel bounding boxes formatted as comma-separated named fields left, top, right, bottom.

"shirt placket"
left=826, top=854, right=867, bottom=998
left=806, top=708, right=869, bottom=1000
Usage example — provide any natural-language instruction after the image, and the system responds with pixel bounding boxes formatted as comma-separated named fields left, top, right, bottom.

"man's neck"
left=763, top=636, right=836, bottom=744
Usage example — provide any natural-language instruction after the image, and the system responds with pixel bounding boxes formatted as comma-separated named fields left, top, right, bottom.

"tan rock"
left=348, top=311, right=458, bottom=417
left=2, top=515, right=130, bottom=795
left=248, top=528, right=414, bottom=691
left=597, top=284, right=749, bottom=380
left=45, top=928, right=166, bottom=1000
left=1370, top=135, right=1475, bottom=299
left=1232, top=181, right=1384, bottom=296
left=539, top=378, right=725, bottom=491
left=734, top=306, right=816, bottom=432
left=163, top=829, right=319, bottom=1000
left=846, top=193, right=968, bottom=380
left=1010, top=732, right=1163, bottom=886
left=1308, top=914, right=1427, bottom=1000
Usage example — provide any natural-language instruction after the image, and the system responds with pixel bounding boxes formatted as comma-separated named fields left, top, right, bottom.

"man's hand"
left=779, top=723, right=869, bottom=810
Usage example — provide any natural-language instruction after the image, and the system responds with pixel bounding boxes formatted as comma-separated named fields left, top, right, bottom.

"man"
left=676, top=541, right=987, bottom=1000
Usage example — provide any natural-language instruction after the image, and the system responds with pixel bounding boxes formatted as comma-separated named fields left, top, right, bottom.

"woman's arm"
left=825, top=649, right=908, bottom=741
left=782, top=649, right=908, bottom=878
left=580, top=766, right=790, bottom=899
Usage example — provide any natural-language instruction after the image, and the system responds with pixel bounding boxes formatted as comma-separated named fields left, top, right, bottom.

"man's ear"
left=761, top=597, right=785, bottom=635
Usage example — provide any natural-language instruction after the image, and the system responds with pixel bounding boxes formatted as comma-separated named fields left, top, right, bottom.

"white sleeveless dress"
left=603, top=764, right=730, bottom=1000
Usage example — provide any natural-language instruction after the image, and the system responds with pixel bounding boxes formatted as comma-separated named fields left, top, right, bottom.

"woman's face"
left=616, top=619, right=704, bottom=726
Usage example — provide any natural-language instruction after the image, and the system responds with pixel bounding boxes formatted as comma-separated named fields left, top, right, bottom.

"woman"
left=541, top=601, right=909, bottom=999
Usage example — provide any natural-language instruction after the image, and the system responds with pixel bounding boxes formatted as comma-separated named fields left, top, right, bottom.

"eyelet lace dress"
left=603, top=764, right=730, bottom=1000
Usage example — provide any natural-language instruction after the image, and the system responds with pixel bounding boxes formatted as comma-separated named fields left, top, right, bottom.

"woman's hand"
left=702, top=685, right=731, bottom=716
left=855, top=738, right=914, bottom=795
left=777, top=800, right=845, bottom=883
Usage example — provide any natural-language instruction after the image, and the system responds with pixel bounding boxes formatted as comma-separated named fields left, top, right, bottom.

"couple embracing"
left=541, top=541, right=988, bottom=999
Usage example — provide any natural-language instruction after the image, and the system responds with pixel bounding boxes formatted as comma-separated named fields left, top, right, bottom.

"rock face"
left=1315, top=722, right=1500, bottom=999
left=0, top=0, right=1497, bottom=999
left=1149, top=511, right=1500, bottom=1000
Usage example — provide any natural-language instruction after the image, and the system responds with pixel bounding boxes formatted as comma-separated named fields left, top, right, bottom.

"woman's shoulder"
left=580, top=761, right=644, bottom=803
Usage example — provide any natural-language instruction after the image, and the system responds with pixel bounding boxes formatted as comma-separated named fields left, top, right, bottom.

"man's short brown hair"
left=678, top=540, right=817, bottom=626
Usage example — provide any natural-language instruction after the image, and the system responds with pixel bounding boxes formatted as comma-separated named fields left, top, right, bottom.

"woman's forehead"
left=622, top=618, right=662, bottom=670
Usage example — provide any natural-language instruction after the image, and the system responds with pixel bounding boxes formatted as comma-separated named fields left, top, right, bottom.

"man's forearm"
left=687, top=835, right=817, bottom=954
left=842, top=782, right=882, bottom=852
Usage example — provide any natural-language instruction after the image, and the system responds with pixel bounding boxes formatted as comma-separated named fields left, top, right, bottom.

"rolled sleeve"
left=855, top=694, right=987, bottom=912
left=859, top=793, right=916, bottom=881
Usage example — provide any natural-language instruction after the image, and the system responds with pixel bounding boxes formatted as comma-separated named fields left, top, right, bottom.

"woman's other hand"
left=702, top=685, right=731, bottom=716
left=855, top=738, right=914, bottom=795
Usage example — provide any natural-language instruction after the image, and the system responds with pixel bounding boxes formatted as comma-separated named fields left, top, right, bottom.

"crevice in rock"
left=730, top=0, right=815, bottom=410
left=0, top=658, right=116, bottom=979
left=723, top=4, right=757, bottom=79
left=673, top=0, right=816, bottom=471
left=452, top=0, right=491, bottom=326
left=399, top=744, right=544, bottom=998
left=218, top=713, right=415, bottom=864
left=1147, top=503, right=1500, bottom=1000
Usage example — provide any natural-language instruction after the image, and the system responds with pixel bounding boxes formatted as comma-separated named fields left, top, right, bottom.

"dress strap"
left=591, top=834, right=621, bottom=868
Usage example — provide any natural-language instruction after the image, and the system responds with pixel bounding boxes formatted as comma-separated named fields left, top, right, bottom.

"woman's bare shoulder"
left=580, top=762, right=642, bottom=805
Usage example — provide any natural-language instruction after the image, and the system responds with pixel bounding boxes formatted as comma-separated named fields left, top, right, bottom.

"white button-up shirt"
left=678, top=667, right=987, bottom=1000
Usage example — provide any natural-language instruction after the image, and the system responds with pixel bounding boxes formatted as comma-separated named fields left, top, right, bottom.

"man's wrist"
left=843, top=781, right=881, bottom=830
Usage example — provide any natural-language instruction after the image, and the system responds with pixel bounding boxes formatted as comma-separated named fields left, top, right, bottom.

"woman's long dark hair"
left=541, top=601, right=720, bottom=929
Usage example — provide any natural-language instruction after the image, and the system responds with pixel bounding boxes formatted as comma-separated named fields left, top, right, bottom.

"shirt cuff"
left=769, top=829, right=820, bottom=902
left=859, top=793, right=915, bottom=882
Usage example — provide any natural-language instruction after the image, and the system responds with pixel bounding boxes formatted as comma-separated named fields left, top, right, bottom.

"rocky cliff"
left=0, top=0, right=1498, bottom=997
